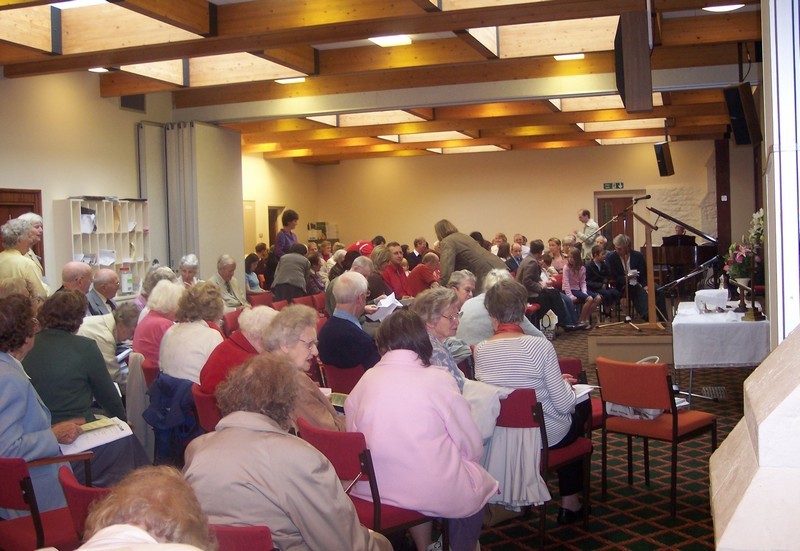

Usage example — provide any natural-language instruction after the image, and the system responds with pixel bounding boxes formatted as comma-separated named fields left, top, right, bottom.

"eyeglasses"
left=441, top=311, right=463, bottom=322
left=297, top=338, right=318, bottom=350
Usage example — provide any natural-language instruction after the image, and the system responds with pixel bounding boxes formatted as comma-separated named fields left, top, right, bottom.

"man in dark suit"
left=406, top=237, right=429, bottom=271
left=87, top=268, right=119, bottom=316
left=605, top=234, right=666, bottom=321
left=318, top=271, right=380, bottom=370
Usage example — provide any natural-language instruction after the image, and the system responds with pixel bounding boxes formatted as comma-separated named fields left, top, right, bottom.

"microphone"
left=699, top=255, right=722, bottom=269
left=633, top=195, right=652, bottom=202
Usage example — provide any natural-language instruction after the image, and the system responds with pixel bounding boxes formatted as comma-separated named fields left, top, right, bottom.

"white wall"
left=0, top=71, right=172, bottom=286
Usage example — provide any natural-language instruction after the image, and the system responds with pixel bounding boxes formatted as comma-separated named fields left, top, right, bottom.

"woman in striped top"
left=474, top=279, right=590, bottom=525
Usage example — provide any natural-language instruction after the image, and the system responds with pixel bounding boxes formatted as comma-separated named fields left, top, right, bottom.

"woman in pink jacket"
left=345, top=310, right=498, bottom=551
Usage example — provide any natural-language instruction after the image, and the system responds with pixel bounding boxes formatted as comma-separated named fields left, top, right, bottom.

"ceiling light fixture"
left=88, top=67, right=109, bottom=73
left=702, top=4, right=745, bottom=12
left=275, top=77, right=306, bottom=84
left=368, top=35, right=412, bottom=47
left=51, top=0, right=107, bottom=9
left=554, top=53, right=585, bottom=61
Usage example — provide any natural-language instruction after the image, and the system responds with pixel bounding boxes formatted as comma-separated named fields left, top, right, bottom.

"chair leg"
left=582, top=455, right=591, bottom=527
left=626, top=436, right=633, bottom=486
left=441, top=518, right=449, bottom=551
left=712, top=419, right=718, bottom=450
left=601, top=429, right=608, bottom=497
left=643, top=437, right=650, bottom=486
left=539, top=502, right=547, bottom=550
left=670, top=440, right=679, bottom=518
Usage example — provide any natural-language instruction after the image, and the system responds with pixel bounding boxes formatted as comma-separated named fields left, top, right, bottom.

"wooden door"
left=597, top=196, right=634, bottom=249
left=0, top=189, right=44, bottom=272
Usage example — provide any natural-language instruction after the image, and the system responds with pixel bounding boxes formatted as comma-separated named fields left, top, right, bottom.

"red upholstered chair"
left=247, top=291, right=274, bottom=308
left=558, top=358, right=602, bottom=434
left=141, top=358, right=159, bottom=388
left=291, top=295, right=314, bottom=309
left=58, top=465, right=110, bottom=539
left=319, top=362, right=365, bottom=395
left=596, top=357, right=717, bottom=517
left=310, top=292, right=327, bottom=316
left=315, top=316, right=328, bottom=335
left=495, top=389, right=593, bottom=549
left=209, top=524, right=276, bottom=551
left=223, top=307, right=244, bottom=337
left=271, top=300, right=289, bottom=311
left=0, top=452, right=93, bottom=551
left=192, top=383, right=223, bottom=432
left=296, top=418, right=441, bottom=543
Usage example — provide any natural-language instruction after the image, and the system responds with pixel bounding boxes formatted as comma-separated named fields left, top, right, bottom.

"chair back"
left=315, top=316, right=328, bottom=335
left=58, top=466, right=110, bottom=537
left=210, top=524, right=275, bottom=551
left=310, top=292, right=327, bottom=315
left=272, top=300, right=289, bottom=311
left=247, top=292, right=273, bottom=308
left=292, top=295, right=314, bottom=309
left=0, top=457, right=35, bottom=512
left=558, top=358, right=583, bottom=379
left=296, top=418, right=367, bottom=483
left=223, top=308, right=243, bottom=337
left=495, top=389, right=539, bottom=428
left=319, top=362, right=365, bottom=395
left=596, top=356, right=673, bottom=411
left=192, top=383, right=222, bottom=432
left=141, top=358, right=159, bottom=388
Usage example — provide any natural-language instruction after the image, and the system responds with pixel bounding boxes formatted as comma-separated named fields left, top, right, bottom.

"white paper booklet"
left=365, top=293, right=403, bottom=322
left=59, top=416, right=132, bottom=455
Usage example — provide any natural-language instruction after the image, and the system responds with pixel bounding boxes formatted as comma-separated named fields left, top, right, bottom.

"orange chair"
left=310, top=292, right=327, bottom=316
left=596, top=357, right=717, bottom=517
left=58, top=465, right=110, bottom=539
left=209, top=524, right=275, bottom=551
left=319, top=362, right=365, bottom=394
left=296, top=418, right=440, bottom=543
left=292, top=295, right=314, bottom=309
left=0, top=452, right=93, bottom=551
left=495, top=389, right=593, bottom=549
left=192, top=383, right=223, bottom=432
left=247, top=291, right=274, bottom=308
left=141, top=358, right=159, bottom=388
left=272, top=300, right=289, bottom=311
left=223, top=308, right=244, bottom=337
left=558, top=358, right=602, bottom=433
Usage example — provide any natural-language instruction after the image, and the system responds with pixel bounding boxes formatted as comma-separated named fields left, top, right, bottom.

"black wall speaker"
left=614, top=9, right=653, bottom=113
left=654, top=141, right=674, bottom=177
left=724, top=82, right=762, bottom=146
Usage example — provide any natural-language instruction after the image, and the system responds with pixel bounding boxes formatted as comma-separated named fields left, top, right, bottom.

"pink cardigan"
left=345, top=350, right=498, bottom=518
left=562, top=265, right=588, bottom=298
left=132, top=310, right=175, bottom=367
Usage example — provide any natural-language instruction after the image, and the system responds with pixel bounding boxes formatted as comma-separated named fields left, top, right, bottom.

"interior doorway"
left=242, top=200, right=257, bottom=257
left=267, top=206, right=284, bottom=248
left=597, top=196, right=634, bottom=248
left=0, top=189, right=44, bottom=272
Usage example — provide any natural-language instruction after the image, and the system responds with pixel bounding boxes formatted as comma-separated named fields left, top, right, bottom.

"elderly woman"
left=0, top=218, right=48, bottom=298
left=434, top=219, right=508, bottom=295
left=199, top=305, right=278, bottom=394
left=159, top=281, right=224, bottom=384
left=447, top=269, right=477, bottom=309
left=79, top=466, right=213, bottom=551
left=132, top=279, right=185, bottom=367
left=0, top=294, right=84, bottom=518
left=474, top=279, right=589, bottom=525
left=179, top=253, right=200, bottom=288
left=456, top=269, right=544, bottom=346
left=134, top=265, right=179, bottom=320
left=411, top=288, right=465, bottom=392
left=264, top=305, right=344, bottom=431
left=184, top=354, right=391, bottom=551
left=326, top=248, right=347, bottom=282
left=22, top=291, right=148, bottom=487
left=17, top=212, right=45, bottom=285
left=271, top=243, right=310, bottom=301
left=346, top=310, right=498, bottom=551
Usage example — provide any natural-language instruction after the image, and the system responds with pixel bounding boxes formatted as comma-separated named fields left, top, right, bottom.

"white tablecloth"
left=672, top=301, right=770, bottom=369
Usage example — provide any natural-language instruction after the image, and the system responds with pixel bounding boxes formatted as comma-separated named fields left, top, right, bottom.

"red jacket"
left=382, top=263, right=411, bottom=298
left=199, top=331, right=258, bottom=394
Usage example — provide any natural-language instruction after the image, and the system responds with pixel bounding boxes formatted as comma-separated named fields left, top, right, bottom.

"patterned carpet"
left=477, top=324, right=752, bottom=550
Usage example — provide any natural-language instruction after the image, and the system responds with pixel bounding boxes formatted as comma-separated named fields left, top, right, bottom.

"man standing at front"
left=574, top=209, right=600, bottom=261
left=381, top=241, right=412, bottom=298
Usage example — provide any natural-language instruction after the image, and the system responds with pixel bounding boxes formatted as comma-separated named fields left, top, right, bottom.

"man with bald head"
left=209, top=254, right=246, bottom=312
left=60, top=261, right=93, bottom=294
left=87, top=268, right=120, bottom=316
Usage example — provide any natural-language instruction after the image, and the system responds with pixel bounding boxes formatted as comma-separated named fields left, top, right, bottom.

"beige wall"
left=0, top=71, right=172, bottom=285
left=310, top=140, right=755, bottom=249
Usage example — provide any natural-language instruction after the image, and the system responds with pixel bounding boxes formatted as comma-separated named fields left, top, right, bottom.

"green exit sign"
left=603, top=182, right=624, bottom=189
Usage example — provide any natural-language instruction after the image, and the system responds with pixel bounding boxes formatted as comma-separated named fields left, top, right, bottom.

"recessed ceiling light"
left=88, top=67, right=109, bottom=73
left=51, top=0, right=107, bottom=9
left=554, top=53, right=585, bottom=61
left=368, top=35, right=412, bottom=47
left=275, top=77, right=306, bottom=84
left=702, top=4, right=745, bottom=12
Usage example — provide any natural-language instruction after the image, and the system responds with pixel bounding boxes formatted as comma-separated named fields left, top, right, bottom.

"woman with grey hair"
left=455, top=269, right=544, bottom=346
left=184, top=354, right=391, bottom=551
left=326, top=248, right=347, bottom=281
left=16, top=212, right=45, bottom=284
left=0, top=218, right=47, bottom=298
left=264, top=304, right=344, bottom=431
left=179, top=253, right=200, bottom=288
left=446, top=269, right=477, bottom=309
left=133, top=279, right=185, bottom=367
left=134, top=265, right=179, bottom=316
left=411, top=287, right=465, bottom=392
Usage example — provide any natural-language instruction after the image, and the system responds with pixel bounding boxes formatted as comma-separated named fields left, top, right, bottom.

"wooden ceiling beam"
left=260, top=46, right=317, bottom=75
left=0, top=5, right=51, bottom=52
left=222, top=118, right=331, bottom=134
left=112, top=0, right=211, bottom=35
left=289, top=149, right=436, bottom=165
left=660, top=12, right=761, bottom=47
left=0, top=1, right=49, bottom=10
left=0, top=40, right=50, bottom=64
left=653, top=0, right=759, bottom=12
left=241, top=103, right=728, bottom=144
left=99, top=70, right=182, bottom=96
left=3, top=0, right=641, bottom=77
